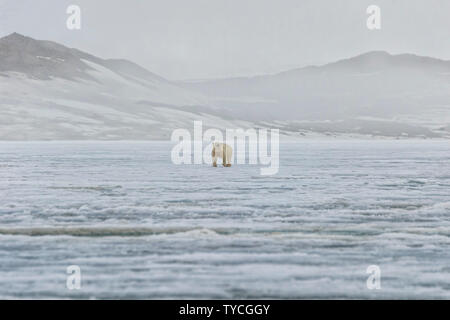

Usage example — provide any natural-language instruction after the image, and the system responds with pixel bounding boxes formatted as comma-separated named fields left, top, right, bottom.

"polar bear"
left=211, top=142, right=232, bottom=167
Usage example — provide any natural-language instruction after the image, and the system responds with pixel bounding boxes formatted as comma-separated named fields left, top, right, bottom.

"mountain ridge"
left=0, top=33, right=449, bottom=140
left=0, top=32, right=167, bottom=83
left=181, top=50, right=450, bottom=84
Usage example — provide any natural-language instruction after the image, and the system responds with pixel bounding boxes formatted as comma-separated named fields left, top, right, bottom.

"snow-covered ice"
left=0, top=141, right=449, bottom=299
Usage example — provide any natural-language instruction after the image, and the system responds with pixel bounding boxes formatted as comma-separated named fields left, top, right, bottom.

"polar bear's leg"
left=223, top=144, right=232, bottom=167
left=211, top=146, right=217, bottom=167
left=226, top=146, right=232, bottom=167
left=222, top=144, right=227, bottom=167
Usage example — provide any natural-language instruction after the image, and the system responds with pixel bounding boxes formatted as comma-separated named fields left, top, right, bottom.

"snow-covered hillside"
left=0, top=33, right=449, bottom=140
left=183, top=51, right=450, bottom=139
left=0, top=33, right=251, bottom=140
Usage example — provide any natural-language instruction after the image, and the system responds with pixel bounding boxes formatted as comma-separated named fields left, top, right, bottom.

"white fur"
left=211, top=142, right=233, bottom=167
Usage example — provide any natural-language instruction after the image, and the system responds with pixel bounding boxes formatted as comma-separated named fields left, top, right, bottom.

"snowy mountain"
left=0, top=33, right=449, bottom=140
left=183, top=51, right=450, bottom=138
left=0, top=33, right=247, bottom=140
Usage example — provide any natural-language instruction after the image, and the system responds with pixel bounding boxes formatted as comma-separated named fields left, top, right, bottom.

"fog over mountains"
left=0, top=33, right=449, bottom=140
left=183, top=51, right=450, bottom=138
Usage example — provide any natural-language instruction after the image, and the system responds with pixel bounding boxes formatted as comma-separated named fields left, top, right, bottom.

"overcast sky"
left=1, top=0, right=449, bottom=80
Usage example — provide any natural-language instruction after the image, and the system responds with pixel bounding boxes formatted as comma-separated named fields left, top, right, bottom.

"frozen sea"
left=0, top=141, right=449, bottom=299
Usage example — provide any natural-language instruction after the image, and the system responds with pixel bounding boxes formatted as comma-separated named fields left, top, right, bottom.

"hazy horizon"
left=1, top=0, right=450, bottom=80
